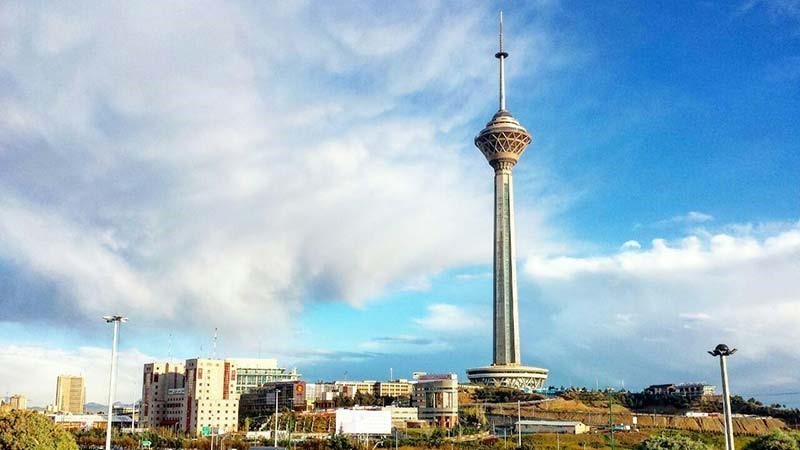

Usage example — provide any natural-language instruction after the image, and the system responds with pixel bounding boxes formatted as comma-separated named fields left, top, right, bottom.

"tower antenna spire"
left=496, top=11, right=509, bottom=111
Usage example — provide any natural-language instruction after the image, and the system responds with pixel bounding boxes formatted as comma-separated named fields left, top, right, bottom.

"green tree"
left=425, top=428, right=445, bottom=448
left=744, top=430, right=800, bottom=450
left=328, top=433, right=354, bottom=450
left=0, top=410, right=78, bottom=450
left=636, top=433, right=712, bottom=450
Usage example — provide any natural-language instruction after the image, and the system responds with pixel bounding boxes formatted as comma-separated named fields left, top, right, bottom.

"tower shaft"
left=467, top=11, right=548, bottom=391
left=493, top=164, right=520, bottom=365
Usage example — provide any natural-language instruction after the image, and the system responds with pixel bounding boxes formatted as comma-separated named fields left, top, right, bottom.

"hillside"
left=476, top=398, right=787, bottom=435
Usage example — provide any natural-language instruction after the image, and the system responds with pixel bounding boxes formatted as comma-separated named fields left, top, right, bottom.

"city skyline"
left=1, top=1, right=799, bottom=408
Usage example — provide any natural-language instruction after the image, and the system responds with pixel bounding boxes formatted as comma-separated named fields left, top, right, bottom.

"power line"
left=739, top=391, right=800, bottom=397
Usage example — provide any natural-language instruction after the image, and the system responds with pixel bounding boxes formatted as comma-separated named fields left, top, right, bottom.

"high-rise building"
left=0, top=394, right=27, bottom=412
left=141, top=362, right=186, bottom=428
left=466, top=13, right=549, bottom=391
left=140, top=357, right=299, bottom=435
left=55, top=375, right=85, bottom=414
left=184, top=358, right=239, bottom=435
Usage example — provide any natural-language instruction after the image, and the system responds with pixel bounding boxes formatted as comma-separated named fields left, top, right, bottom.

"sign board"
left=142, top=440, right=152, bottom=447
left=417, top=374, right=456, bottom=381
left=201, top=426, right=211, bottom=437
left=335, top=409, right=392, bottom=435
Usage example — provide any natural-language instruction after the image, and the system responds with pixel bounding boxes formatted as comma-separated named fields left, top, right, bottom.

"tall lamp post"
left=274, top=388, right=281, bottom=448
left=103, top=315, right=127, bottom=450
left=709, top=344, right=737, bottom=450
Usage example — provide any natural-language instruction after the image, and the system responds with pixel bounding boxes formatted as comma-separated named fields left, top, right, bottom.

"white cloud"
left=0, top=344, right=154, bottom=406
left=414, top=304, right=485, bottom=334
left=646, top=211, right=714, bottom=229
left=679, top=312, right=712, bottom=322
left=523, top=222, right=800, bottom=391
left=357, top=335, right=450, bottom=354
left=0, top=2, right=570, bottom=350
left=620, top=240, right=641, bottom=251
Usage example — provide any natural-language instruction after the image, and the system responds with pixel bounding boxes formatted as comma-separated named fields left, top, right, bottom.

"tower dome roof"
left=475, top=110, right=532, bottom=167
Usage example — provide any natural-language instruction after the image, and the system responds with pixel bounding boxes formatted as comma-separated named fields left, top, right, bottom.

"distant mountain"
left=84, top=401, right=136, bottom=413
left=84, top=402, right=107, bottom=413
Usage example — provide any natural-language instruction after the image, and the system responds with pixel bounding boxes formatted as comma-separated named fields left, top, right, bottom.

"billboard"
left=417, top=373, right=457, bottom=381
left=335, top=409, right=392, bottom=435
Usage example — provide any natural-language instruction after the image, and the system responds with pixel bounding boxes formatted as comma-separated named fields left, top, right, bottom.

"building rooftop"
left=516, top=420, right=585, bottom=426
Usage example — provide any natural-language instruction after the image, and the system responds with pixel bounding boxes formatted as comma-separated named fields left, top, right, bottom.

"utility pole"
left=103, top=315, right=127, bottom=450
left=274, top=388, right=281, bottom=448
left=709, top=344, right=737, bottom=450
left=608, top=390, right=615, bottom=450
left=517, top=400, right=522, bottom=448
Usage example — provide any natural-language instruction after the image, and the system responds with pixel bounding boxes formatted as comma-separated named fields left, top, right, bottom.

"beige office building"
left=141, top=362, right=186, bottom=428
left=56, top=375, right=85, bottom=414
left=184, top=358, right=239, bottom=435
left=374, top=381, right=413, bottom=398
left=142, top=357, right=299, bottom=435
left=335, top=381, right=376, bottom=397
left=1, top=394, right=27, bottom=412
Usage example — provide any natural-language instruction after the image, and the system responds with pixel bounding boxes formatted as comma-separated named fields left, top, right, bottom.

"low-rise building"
left=374, top=381, right=413, bottom=398
left=643, top=383, right=715, bottom=399
left=239, top=381, right=307, bottom=422
left=306, top=383, right=338, bottom=410
left=413, top=374, right=458, bottom=429
left=516, top=420, right=589, bottom=434
left=49, top=414, right=132, bottom=430
left=335, top=381, right=376, bottom=398
left=228, top=358, right=301, bottom=394
left=676, top=383, right=715, bottom=399
left=386, top=406, right=418, bottom=428
left=644, top=384, right=676, bottom=396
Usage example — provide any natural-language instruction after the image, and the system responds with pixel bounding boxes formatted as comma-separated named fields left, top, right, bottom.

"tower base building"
left=466, top=364, right=548, bottom=391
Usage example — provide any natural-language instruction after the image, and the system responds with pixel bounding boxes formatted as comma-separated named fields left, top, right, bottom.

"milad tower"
left=466, top=13, right=549, bottom=391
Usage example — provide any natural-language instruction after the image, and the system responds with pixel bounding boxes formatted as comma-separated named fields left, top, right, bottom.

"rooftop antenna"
left=390, top=368, right=393, bottom=382
left=213, top=327, right=218, bottom=359
left=496, top=11, right=509, bottom=111
left=168, top=332, right=173, bottom=364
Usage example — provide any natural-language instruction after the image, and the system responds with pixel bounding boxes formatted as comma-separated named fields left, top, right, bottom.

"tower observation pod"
left=466, top=12, right=549, bottom=391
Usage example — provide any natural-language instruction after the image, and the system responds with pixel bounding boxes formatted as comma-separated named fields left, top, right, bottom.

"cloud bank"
left=0, top=1, right=566, bottom=347
left=523, top=222, right=800, bottom=392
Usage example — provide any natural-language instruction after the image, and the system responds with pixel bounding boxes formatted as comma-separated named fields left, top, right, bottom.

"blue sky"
left=1, top=1, right=799, bottom=408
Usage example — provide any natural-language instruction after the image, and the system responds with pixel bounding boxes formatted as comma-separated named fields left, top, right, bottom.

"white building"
left=227, top=358, right=301, bottom=394
left=386, top=406, right=418, bottom=428
left=516, top=420, right=589, bottom=434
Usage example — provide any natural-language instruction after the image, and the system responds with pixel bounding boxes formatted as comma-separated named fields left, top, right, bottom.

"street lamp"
left=709, top=344, right=737, bottom=450
left=274, top=388, right=281, bottom=448
left=103, top=315, right=127, bottom=450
